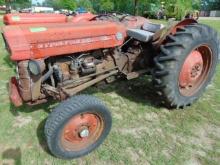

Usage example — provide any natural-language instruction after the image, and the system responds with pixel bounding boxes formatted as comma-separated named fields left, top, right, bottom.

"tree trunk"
left=5, top=0, right=11, bottom=13
left=134, top=0, right=138, bottom=15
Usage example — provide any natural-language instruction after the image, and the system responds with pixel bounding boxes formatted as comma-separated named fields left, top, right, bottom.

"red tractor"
left=1, top=13, right=220, bottom=159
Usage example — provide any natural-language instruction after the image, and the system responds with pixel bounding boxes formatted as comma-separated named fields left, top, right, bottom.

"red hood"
left=2, top=21, right=126, bottom=61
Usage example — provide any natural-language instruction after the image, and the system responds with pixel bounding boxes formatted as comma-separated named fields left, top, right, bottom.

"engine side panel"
left=2, top=21, right=126, bottom=61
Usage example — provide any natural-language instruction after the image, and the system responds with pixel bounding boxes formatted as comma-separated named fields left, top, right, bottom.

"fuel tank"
left=2, top=21, right=126, bottom=61
left=3, top=13, right=67, bottom=25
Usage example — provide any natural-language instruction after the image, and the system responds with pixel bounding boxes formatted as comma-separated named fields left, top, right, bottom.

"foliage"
left=45, top=0, right=94, bottom=11
left=44, top=0, right=61, bottom=9
left=100, top=0, right=114, bottom=12
left=164, top=0, right=194, bottom=20
left=44, top=0, right=77, bottom=10
left=9, top=0, right=31, bottom=9
left=201, top=0, right=220, bottom=10
left=4, top=0, right=219, bottom=19
left=0, top=0, right=4, bottom=5
left=77, top=0, right=93, bottom=11
left=192, top=0, right=201, bottom=10
left=112, top=0, right=134, bottom=14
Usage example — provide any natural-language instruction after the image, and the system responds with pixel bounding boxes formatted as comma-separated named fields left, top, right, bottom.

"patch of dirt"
left=116, top=126, right=163, bottom=139
left=109, top=105, right=121, bottom=111
left=161, top=149, right=173, bottom=159
left=126, top=147, right=150, bottom=164
left=183, top=156, right=201, bottom=165
left=116, top=126, right=149, bottom=138
left=1, top=159, right=15, bottom=165
left=13, top=115, right=32, bottom=128
left=169, top=123, right=220, bottom=161
left=190, top=124, right=220, bottom=150
left=144, top=112, right=159, bottom=122
left=0, top=66, right=10, bottom=71
left=113, top=113, right=123, bottom=120
left=108, top=92, right=119, bottom=99
left=77, top=158, right=115, bottom=165
left=44, top=159, right=52, bottom=165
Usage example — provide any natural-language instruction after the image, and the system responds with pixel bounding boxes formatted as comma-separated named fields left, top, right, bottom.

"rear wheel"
left=45, top=95, right=112, bottom=159
left=152, top=24, right=219, bottom=108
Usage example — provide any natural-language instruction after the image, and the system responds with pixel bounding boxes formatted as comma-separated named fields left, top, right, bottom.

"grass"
left=0, top=19, right=220, bottom=165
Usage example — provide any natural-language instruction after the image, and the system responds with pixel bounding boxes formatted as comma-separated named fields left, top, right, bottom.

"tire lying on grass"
left=152, top=23, right=220, bottom=109
left=45, top=95, right=112, bottom=159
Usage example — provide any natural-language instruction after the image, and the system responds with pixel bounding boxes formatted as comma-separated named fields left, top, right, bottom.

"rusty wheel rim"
left=179, top=45, right=213, bottom=97
left=60, top=112, right=104, bottom=151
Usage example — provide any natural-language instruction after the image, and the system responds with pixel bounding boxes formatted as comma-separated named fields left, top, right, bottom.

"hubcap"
left=179, top=45, right=213, bottom=96
left=179, top=50, right=203, bottom=88
left=79, top=129, right=90, bottom=138
left=61, top=113, right=104, bottom=151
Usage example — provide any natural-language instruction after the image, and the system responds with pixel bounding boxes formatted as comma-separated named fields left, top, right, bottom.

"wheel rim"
left=60, top=112, right=104, bottom=151
left=179, top=45, right=213, bottom=96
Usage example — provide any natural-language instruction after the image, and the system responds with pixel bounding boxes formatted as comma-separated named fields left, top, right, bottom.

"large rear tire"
left=152, top=24, right=219, bottom=108
left=45, top=95, right=112, bottom=159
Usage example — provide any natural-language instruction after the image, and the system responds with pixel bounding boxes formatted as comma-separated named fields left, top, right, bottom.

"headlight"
left=28, top=60, right=41, bottom=76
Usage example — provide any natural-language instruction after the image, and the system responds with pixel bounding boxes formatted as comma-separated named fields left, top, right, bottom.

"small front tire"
left=45, top=95, right=112, bottom=159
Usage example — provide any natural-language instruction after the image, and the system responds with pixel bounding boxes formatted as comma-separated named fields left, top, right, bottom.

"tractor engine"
left=16, top=41, right=145, bottom=105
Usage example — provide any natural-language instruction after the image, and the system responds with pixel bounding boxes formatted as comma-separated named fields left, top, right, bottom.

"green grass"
left=0, top=19, right=220, bottom=165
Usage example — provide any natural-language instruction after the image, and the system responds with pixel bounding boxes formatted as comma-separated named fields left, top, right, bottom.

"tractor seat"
left=142, top=22, right=164, bottom=33
left=127, top=29, right=154, bottom=42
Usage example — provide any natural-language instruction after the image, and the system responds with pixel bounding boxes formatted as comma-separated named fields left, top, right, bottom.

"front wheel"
left=152, top=23, right=220, bottom=108
left=45, top=95, right=112, bottom=159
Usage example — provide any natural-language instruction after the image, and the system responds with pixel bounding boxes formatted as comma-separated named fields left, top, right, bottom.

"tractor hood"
left=3, top=13, right=67, bottom=25
left=2, top=21, right=126, bottom=61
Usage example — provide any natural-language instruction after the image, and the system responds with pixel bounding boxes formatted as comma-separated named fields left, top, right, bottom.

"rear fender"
left=152, top=19, right=198, bottom=49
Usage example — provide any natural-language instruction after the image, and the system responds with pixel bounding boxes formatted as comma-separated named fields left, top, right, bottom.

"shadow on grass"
left=36, top=118, right=54, bottom=156
left=3, top=54, right=14, bottom=69
left=9, top=98, right=57, bottom=117
left=84, top=76, right=162, bottom=109
left=2, top=148, right=22, bottom=165
left=8, top=103, right=56, bottom=156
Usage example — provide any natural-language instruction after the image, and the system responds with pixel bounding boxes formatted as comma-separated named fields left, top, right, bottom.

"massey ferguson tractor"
left=1, top=13, right=220, bottom=159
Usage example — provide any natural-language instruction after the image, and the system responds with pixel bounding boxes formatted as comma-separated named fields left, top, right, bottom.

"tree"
left=192, top=0, right=200, bottom=10
left=0, top=0, right=4, bottom=5
left=134, top=0, right=138, bottom=15
left=44, top=0, right=77, bottom=10
left=162, top=0, right=195, bottom=20
left=62, top=0, right=77, bottom=10
left=100, top=0, right=114, bottom=12
left=4, top=0, right=31, bottom=13
left=77, top=0, right=94, bottom=12
left=201, top=0, right=220, bottom=10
